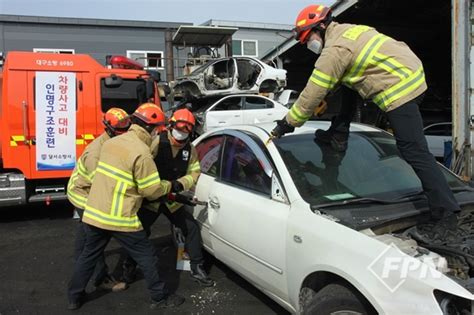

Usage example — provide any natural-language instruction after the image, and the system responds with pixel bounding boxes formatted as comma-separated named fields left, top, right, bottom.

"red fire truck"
left=0, top=51, right=163, bottom=207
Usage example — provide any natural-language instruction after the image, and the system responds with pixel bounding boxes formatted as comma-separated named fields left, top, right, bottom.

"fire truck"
left=0, top=51, right=163, bottom=207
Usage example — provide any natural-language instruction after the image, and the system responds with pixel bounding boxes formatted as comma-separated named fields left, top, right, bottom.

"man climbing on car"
left=271, top=4, right=464, bottom=245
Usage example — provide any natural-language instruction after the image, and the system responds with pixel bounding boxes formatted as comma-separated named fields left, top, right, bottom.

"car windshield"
left=275, top=132, right=466, bottom=206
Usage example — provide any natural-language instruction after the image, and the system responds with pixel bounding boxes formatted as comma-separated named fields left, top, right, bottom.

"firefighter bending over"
left=271, top=4, right=463, bottom=245
left=67, top=103, right=185, bottom=310
left=122, top=108, right=214, bottom=287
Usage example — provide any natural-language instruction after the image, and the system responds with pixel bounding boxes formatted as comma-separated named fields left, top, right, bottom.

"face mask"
left=172, top=128, right=189, bottom=141
left=307, top=39, right=323, bottom=55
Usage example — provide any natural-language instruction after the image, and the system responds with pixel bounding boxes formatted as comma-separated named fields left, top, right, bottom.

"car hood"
left=315, top=196, right=474, bottom=294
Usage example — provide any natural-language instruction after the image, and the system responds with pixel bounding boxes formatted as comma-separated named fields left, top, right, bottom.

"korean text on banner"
left=35, top=72, right=76, bottom=171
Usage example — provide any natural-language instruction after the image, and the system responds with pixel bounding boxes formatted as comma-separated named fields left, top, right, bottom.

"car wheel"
left=300, top=283, right=375, bottom=315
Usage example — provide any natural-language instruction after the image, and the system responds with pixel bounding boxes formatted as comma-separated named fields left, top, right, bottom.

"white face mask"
left=307, top=39, right=323, bottom=55
left=172, top=128, right=189, bottom=141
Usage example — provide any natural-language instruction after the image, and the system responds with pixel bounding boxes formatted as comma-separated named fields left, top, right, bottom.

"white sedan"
left=193, top=94, right=288, bottom=135
left=190, top=121, right=474, bottom=314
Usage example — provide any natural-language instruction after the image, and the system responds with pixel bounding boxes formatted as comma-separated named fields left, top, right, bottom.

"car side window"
left=221, top=136, right=271, bottom=195
left=424, top=124, right=450, bottom=136
left=244, top=96, right=274, bottom=110
left=196, top=136, right=224, bottom=177
left=213, top=98, right=242, bottom=111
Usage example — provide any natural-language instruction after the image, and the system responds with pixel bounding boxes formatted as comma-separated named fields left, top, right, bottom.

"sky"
left=0, top=0, right=334, bottom=26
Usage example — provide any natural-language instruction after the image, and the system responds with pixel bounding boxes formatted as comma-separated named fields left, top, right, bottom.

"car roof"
left=199, top=120, right=384, bottom=140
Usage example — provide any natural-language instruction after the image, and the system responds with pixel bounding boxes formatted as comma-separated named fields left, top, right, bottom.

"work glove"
left=171, top=180, right=184, bottom=193
left=271, top=119, right=295, bottom=139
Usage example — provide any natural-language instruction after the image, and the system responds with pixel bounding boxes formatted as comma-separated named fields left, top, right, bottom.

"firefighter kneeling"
left=67, top=103, right=185, bottom=310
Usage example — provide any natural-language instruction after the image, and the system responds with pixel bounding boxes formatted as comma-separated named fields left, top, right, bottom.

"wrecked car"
left=190, top=121, right=474, bottom=314
left=169, top=57, right=287, bottom=99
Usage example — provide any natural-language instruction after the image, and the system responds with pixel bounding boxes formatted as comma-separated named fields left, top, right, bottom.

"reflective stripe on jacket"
left=67, top=133, right=110, bottom=209
left=82, top=124, right=171, bottom=232
left=287, top=22, right=427, bottom=127
left=149, top=132, right=201, bottom=213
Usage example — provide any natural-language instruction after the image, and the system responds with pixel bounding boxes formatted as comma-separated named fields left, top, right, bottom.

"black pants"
left=124, top=205, right=204, bottom=268
left=73, top=208, right=108, bottom=286
left=386, top=98, right=460, bottom=218
left=332, top=94, right=460, bottom=218
left=68, top=223, right=167, bottom=304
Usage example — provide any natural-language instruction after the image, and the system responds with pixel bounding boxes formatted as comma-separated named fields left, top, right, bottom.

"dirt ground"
left=0, top=202, right=289, bottom=314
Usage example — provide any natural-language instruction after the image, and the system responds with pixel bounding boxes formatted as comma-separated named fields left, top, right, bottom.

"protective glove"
left=171, top=180, right=184, bottom=193
left=271, top=119, right=295, bottom=138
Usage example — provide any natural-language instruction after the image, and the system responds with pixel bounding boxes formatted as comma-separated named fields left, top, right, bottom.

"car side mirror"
left=104, top=74, right=123, bottom=87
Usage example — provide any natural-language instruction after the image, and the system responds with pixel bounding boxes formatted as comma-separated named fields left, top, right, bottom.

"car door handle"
left=209, top=197, right=220, bottom=210
left=234, top=115, right=240, bottom=117
left=266, top=113, right=273, bottom=115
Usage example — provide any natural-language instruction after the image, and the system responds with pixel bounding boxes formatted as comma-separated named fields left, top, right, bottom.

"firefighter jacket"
left=82, top=124, right=172, bottom=232
left=286, top=22, right=427, bottom=127
left=147, top=132, right=201, bottom=213
left=67, top=133, right=110, bottom=209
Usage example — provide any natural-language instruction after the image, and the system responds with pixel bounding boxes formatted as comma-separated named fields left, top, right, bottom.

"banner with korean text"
left=35, top=72, right=76, bottom=170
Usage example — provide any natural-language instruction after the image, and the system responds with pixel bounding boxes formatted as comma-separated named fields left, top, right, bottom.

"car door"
left=204, top=132, right=290, bottom=300
left=242, top=96, right=289, bottom=125
left=193, top=134, right=226, bottom=252
left=241, top=96, right=276, bottom=124
left=204, top=96, right=244, bottom=130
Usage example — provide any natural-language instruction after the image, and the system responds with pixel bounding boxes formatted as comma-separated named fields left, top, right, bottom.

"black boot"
left=314, top=129, right=348, bottom=152
left=150, top=294, right=185, bottom=309
left=190, top=264, right=215, bottom=287
left=409, top=213, right=465, bottom=245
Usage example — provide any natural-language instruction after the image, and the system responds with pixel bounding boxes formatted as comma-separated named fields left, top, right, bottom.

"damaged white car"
left=170, top=57, right=287, bottom=99
left=191, top=121, right=474, bottom=314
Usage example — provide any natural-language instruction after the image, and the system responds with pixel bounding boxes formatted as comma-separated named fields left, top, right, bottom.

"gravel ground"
left=0, top=203, right=290, bottom=314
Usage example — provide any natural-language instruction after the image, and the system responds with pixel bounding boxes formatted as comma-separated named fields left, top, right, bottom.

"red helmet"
left=103, top=107, right=131, bottom=136
left=294, top=4, right=332, bottom=44
left=169, top=108, right=195, bottom=133
left=132, top=103, right=166, bottom=130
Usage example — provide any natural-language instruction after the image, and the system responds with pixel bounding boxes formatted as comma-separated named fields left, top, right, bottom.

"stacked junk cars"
left=166, top=54, right=291, bottom=136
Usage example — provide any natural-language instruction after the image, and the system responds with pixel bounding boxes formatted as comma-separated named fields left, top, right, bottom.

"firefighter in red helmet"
left=271, top=4, right=463, bottom=246
left=68, top=107, right=130, bottom=294
left=68, top=103, right=185, bottom=310
left=122, top=108, right=215, bottom=287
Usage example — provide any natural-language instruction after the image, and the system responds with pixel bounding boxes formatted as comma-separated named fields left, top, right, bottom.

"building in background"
left=0, top=15, right=291, bottom=81
left=200, top=19, right=292, bottom=59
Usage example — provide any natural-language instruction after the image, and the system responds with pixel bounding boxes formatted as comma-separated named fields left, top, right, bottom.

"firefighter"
left=271, top=4, right=462, bottom=245
left=67, top=107, right=130, bottom=292
left=67, top=103, right=185, bottom=310
left=122, top=108, right=214, bottom=287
